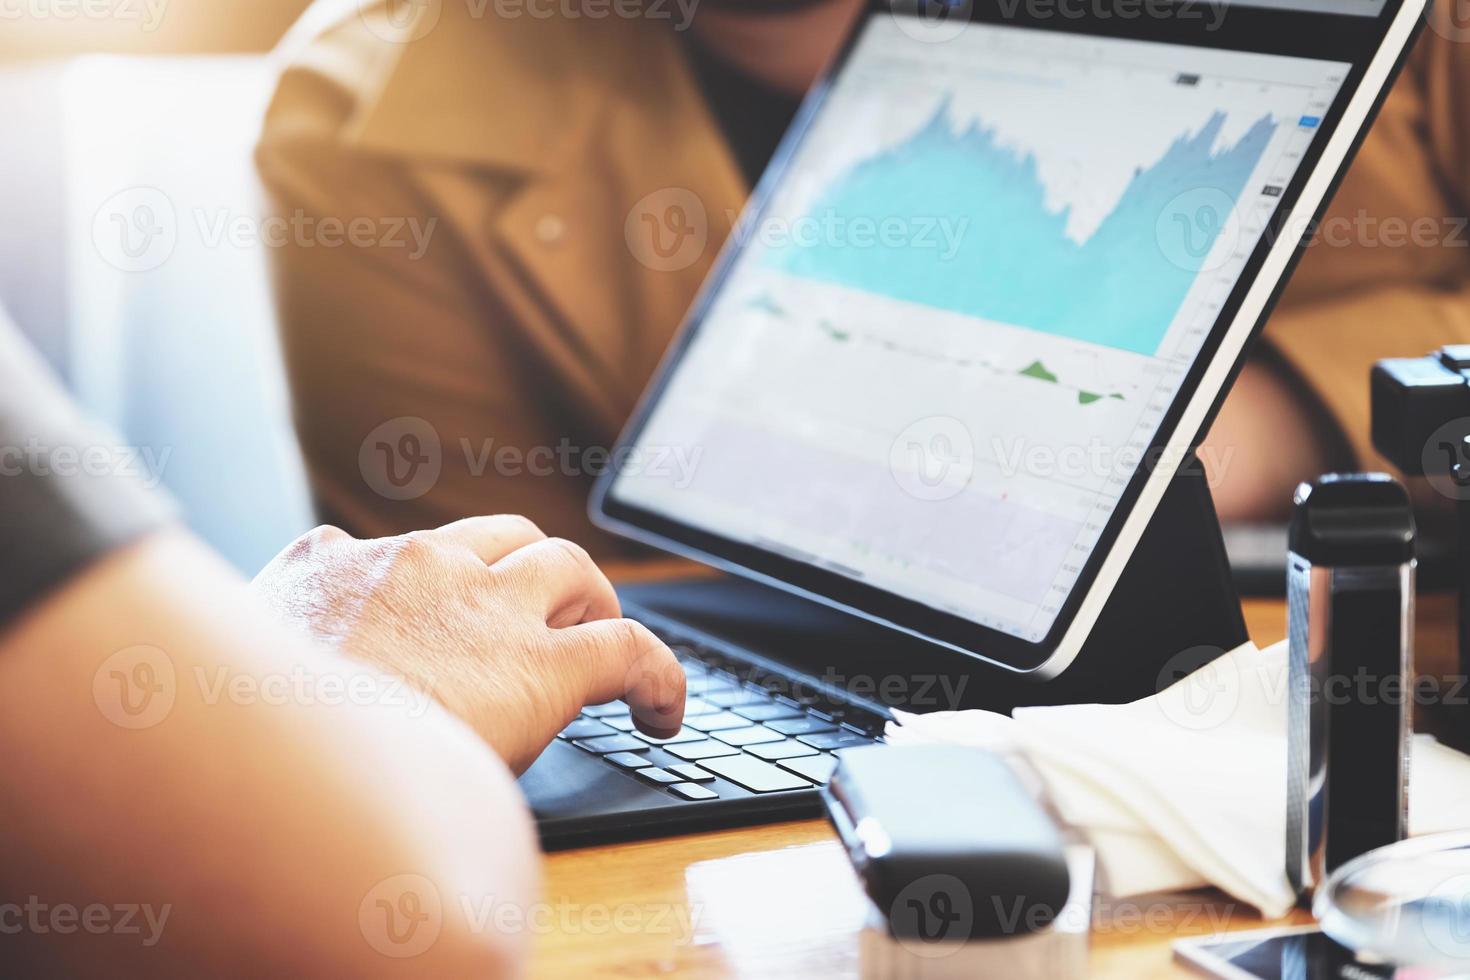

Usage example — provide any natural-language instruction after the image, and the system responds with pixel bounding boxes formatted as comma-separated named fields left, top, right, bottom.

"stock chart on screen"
left=615, top=17, right=1347, bottom=640
left=770, top=99, right=1278, bottom=356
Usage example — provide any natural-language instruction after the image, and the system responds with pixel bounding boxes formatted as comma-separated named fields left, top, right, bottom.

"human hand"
left=250, top=516, right=686, bottom=772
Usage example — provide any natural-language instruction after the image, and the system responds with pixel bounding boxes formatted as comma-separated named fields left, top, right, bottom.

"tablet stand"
left=619, top=452, right=1247, bottom=711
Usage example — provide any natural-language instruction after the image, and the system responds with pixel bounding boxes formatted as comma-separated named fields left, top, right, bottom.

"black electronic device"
left=821, top=745, right=1070, bottom=941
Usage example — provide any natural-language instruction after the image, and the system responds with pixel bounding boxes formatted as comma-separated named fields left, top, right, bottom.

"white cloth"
left=885, top=640, right=1470, bottom=920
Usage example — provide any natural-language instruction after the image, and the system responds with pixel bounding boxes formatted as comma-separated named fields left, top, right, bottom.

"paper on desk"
left=886, top=640, right=1470, bottom=920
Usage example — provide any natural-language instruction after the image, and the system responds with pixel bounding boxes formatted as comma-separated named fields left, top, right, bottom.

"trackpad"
left=519, top=740, right=688, bottom=824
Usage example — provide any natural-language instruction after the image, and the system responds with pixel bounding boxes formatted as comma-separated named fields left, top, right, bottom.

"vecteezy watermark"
left=726, top=208, right=969, bottom=262
left=91, top=188, right=438, bottom=273
left=990, top=436, right=1237, bottom=489
left=812, top=669, right=970, bottom=711
left=360, top=874, right=443, bottom=959
left=192, top=665, right=438, bottom=718
left=623, top=188, right=970, bottom=274
left=1156, top=186, right=1242, bottom=274
left=889, top=416, right=975, bottom=502
left=1421, top=418, right=1470, bottom=502
left=358, top=0, right=699, bottom=44
left=359, top=416, right=444, bottom=502
left=1153, top=645, right=1241, bottom=732
left=625, top=187, right=709, bottom=273
left=358, top=875, right=703, bottom=958
left=92, top=187, right=177, bottom=274
left=193, top=209, right=437, bottom=260
left=92, top=646, right=440, bottom=730
left=1299, top=210, right=1470, bottom=251
left=0, top=898, right=171, bottom=947
left=1421, top=872, right=1470, bottom=962
left=995, top=0, right=1228, bottom=28
left=1427, top=0, right=1470, bottom=43
left=0, top=438, right=171, bottom=490
left=889, top=0, right=974, bottom=44
left=357, top=416, right=704, bottom=501
left=488, top=0, right=698, bottom=30
left=93, top=646, right=178, bottom=730
left=888, top=874, right=976, bottom=956
left=1151, top=641, right=1470, bottom=732
left=460, top=437, right=702, bottom=487
left=0, top=0, right=169, bottom=32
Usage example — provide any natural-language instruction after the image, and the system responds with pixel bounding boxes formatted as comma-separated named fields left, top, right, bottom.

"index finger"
left=551, top=619, right=686, bottom=738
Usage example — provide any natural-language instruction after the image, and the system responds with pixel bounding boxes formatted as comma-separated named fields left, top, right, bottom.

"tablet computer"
left=592, top=0, right=1429, bottom=678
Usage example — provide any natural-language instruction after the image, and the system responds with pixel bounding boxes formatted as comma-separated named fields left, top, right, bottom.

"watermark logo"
left=890, top=0, right=973, bottom=44
left=1156, top=187, right=1239, bottom=274
left=889, top=416, right=974, bottom=501
left=1154, top=645, right=1239, bottom=732
left=359, top=417, right=443, bottom=501
left=360, top=0, right=443, bottom=43
left=1421, top=420, right=1470, bottom=501
left=93, top=645, right=177, bottom=730
left=0, top=0, right=170, bottom=33
left=1428, top=0, right=1470, bottom=43
left=889, top=874, right=975, bottom=956
left=92, top=188, right=438, bottom=272
left=92, top=187, right=177, bottom=274
left=625, top=188, right=708, bottom=273
left=0, top=897, right=171, bottom=946
left=1422, top=872, right=1470, bottom=962
left=360, top=874, right=444, bottom=958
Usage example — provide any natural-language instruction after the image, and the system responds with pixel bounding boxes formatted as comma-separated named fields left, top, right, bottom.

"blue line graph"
left=767, top=98, right=1277, bottom=356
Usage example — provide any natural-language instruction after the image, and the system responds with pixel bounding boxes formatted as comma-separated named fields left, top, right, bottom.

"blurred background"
left=0, top=0, right=318, bottom=571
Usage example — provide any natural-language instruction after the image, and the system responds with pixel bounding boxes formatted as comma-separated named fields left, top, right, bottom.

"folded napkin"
left=886, top=640, right=1470, bottom=919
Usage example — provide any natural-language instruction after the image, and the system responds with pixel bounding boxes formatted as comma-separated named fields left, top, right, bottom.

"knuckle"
left=392, top=529, right=443, bottom=567
left=547, top=537, right=593, bottom=567
left=497, top=514, right=546, bottom=539
left=611, top=619, right=659, bottom=662
left=286, top=524, right=350, bottom=559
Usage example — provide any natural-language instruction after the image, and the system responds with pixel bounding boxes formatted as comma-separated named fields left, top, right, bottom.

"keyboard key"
left=603, top=715, right=638, bottom=732
left=712, top=726, right=785, bottom=747
left=637, top=767, right=682, bottom=785
left=779, top=755, right=838, bottom=784
left=747, top=739, right=820, bottom=761
left=670, top=764, right=715, bottom=783
left=667, top=740, right=742, bottom=761
left=768, top=717, right=839, bottom=737
left=582, top=702, right=627, bottom=718
left=797, top=731, right=872, bottom=751
left=808, top=705, right=848, bottom=723
left=686, top=675, right=736, bottom=696
left=733, top=703, right=803, bottom=723
left=685, top=711, right=754, bottom=732
left=682, top=697, right=718, bottom=716
left=572, top=734, right=648, bottom=754
left=669, top=783, right=718, bottom=801
left=706, top=688, right=768, bottom=708
left=633, top=727, right=705, bottom=745
left=559, top=718, right=616, bottom=740
left=604, top=752, right=651, bottom=770
left=697, top=755, right=812, bottom=793
left=845, top=714, right=890, bottom=737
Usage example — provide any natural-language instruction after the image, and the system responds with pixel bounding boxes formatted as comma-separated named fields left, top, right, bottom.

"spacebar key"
left=698, top=755, right=813, bottom=793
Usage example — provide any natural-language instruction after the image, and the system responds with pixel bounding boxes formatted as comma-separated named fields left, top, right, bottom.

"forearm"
left=0, top=530, right=537, bottom=977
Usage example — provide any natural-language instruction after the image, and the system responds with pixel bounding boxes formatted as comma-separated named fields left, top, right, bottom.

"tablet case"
left=619, top=451, right=1247, bottom=710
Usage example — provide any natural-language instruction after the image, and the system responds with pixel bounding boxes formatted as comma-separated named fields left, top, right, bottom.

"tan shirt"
left=258, top=2, right=1470, bottom=555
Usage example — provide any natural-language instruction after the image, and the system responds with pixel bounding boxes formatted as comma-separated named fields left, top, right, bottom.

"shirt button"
left=535, top=214, right=566, bottom=245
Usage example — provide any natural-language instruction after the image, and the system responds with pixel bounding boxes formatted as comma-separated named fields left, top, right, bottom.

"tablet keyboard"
left=558, top=626, right=887, bottom=803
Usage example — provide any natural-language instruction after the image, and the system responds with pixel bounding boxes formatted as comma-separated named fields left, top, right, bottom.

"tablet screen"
left=608, top=15, right=1352, bottom=643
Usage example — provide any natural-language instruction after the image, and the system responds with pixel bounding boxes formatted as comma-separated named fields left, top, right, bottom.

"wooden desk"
left=532, top=592, right=1461, bottom=979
